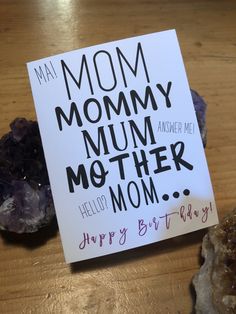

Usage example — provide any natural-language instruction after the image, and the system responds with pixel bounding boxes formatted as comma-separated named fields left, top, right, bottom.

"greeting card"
left=27, top=30, right=218, bottom=263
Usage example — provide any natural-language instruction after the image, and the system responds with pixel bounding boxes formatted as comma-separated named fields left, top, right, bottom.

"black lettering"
left=132, top=150, right=149, bottom=177
left=141, top=177, right=159, bottom=205
left=109, top=185, right=127, bottom=213
left=156, top=81, right=172, bottom=108
left=83, top=98, right=102, bottom=123
left=116, top=42, right=150, bottom=87
left=90, top=160, right=109, bottom=187
left=103, top=92, right=131, bottom=120
left=109, top=153, right=130, bottom=180
left=130, top=86, right=158, bottom=114
left=82, top=127, right=109, bottom=158
left=108, top=122, right=128, bottom=151
left=170, top=141, right=194, bottom=171
left=129, top=116, right=156, bottom=148
left=66, top=164, right=89, bottom=192
left=55, top=102, right=83, bottom=131
left=127, top=181, right=141, bottom=208
left=150, top=146, right=171, bottom=173
left=93, top=50, right=117, bottom=91
left=61, top=56, right=94, bottom=100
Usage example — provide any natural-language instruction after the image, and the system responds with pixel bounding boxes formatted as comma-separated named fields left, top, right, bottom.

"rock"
left=0, top=118, right=55, bottom=233
left=0, top=90, right=207, bottom=233
left=191, top=89, right=207, bottom=147
left=193, top=209, right=236, bottom=314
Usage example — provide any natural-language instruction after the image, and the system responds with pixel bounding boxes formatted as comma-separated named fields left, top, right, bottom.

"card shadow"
left=70, top=227, right=206, bottom=314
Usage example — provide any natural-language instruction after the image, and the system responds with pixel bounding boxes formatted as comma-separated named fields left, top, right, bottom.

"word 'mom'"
left=55, top=42, right=172, bottom=129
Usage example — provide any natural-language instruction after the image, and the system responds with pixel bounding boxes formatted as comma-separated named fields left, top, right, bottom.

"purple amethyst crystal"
left=0, top=118, right=55, bottom=233
left=0, top=90, right=207, bottom=234
left=191, top=89, right=207, bottom=146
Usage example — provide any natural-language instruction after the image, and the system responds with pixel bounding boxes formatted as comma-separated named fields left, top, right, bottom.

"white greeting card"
left=27, top=30, right=218, bottom=263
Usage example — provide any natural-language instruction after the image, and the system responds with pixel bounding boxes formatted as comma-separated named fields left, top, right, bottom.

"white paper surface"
left=27, top=30, right=218, bottom=263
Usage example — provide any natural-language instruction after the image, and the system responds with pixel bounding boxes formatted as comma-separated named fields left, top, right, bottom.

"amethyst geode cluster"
left=0, top=118, right=55, bottom=233
left=191, top=89, right=207, bottom=146
left=0, top=90, right=207, bottom=233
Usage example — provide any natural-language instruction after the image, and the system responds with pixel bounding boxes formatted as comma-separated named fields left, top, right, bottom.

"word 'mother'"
left=66, top=141, right=193, bottom=193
